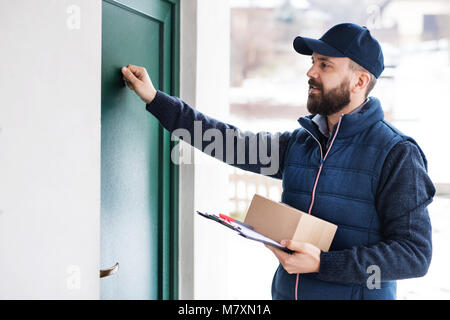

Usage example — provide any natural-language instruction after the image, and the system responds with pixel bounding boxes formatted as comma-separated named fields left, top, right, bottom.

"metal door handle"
left=100, top=262, right=119, bottom=278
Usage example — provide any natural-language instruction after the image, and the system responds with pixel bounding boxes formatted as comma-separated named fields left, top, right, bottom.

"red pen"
left=219, top=213, right=254, bottom=230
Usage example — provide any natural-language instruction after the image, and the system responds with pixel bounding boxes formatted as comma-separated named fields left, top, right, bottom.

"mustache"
left=308, top=79, right=323, bottom=90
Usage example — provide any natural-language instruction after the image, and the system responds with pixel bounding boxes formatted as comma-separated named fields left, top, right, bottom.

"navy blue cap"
left=293, top=23, right=384, bottom=78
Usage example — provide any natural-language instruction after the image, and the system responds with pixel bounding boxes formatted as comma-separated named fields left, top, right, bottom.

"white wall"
left=178, top=0, right=234, bottom=300
left=193, top=0, right=232, bottom=299
left=0, top=0, right=101, bottom=299
left=178, top=0, right=197, bottom=300
left=177, top=0, right=233, bottom=299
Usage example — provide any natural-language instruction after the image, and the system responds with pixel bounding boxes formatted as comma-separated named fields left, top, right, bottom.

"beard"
left=307, top=78, right=351, bottom=116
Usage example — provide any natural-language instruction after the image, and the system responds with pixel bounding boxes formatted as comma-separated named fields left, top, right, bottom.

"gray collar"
left=311, top=98, right=369, bottom=138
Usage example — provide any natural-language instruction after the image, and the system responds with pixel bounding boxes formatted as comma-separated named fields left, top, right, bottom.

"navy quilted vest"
left=272, top=97, right=419, bottom=300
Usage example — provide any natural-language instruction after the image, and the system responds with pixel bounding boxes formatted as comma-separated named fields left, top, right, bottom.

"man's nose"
left=307, top=64, right=319, bottom=79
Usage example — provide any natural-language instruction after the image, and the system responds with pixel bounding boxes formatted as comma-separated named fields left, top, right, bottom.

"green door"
left=101, top=0, right=179, bottom=300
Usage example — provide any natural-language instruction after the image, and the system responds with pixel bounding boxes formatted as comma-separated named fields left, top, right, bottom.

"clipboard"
left=196, top=211, right=294, bottom=254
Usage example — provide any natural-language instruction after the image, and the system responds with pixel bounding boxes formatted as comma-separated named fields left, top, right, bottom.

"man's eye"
left=321, top=62, right=329, bottom=68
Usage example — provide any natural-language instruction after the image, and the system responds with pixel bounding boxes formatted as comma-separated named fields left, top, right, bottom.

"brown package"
left=243, top=194, right=337, bottom=252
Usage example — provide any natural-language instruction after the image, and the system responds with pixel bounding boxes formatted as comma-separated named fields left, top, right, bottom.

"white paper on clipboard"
left=231, top=221, right=293, bottom=253
left=196, top=211, right=293, bottom=253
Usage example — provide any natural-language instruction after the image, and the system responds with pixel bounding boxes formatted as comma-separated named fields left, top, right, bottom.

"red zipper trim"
left=307, top=116, right=343, bottom=214
left=295, top=114, right=344, bottom=300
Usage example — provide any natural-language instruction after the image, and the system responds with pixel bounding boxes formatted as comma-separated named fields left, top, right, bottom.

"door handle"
left=100, top=262, right=119, bottom=278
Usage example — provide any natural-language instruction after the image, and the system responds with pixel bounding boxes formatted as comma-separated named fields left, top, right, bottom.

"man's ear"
left=352, top=71, right=370, bottom=94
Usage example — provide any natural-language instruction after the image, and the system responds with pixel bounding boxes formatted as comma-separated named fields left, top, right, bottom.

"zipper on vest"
left=302, top=128, right=324, bottom=161
left=294, top=114, right=344, bottom=300
left=307, top=114, right=344, bottom=213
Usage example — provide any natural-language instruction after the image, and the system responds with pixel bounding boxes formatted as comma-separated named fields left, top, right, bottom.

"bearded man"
left=121, top=23, right=435, bottom=300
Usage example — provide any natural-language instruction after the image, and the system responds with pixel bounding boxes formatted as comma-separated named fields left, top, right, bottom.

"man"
left=121, top=23, right=435, bottom=300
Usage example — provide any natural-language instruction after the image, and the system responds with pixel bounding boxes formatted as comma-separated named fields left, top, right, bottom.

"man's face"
left=306, top=53, right=352, bottom=116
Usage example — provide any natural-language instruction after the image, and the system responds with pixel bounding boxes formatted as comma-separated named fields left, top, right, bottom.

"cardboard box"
left=243, top=194, right=337, bottom=252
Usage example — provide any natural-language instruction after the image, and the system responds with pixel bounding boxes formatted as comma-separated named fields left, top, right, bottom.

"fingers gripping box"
left=243, top=194, right=337, bottom=252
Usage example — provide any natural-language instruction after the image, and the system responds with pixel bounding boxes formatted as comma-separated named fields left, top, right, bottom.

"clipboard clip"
left=196, top=211, right=237, bottom=231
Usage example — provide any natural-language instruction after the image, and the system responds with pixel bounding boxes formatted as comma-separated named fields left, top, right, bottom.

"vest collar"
left=297, top=96, right=384, bottom=140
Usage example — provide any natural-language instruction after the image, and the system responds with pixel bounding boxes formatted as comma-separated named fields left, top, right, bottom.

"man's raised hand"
left=121, top=65, right=157, bottom=104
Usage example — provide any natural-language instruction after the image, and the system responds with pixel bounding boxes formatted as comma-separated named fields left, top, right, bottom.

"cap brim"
left=293, top=36, right=346, bottom=57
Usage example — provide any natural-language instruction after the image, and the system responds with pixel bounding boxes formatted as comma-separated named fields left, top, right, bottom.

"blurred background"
left=212, top=0, right=450, bottom=300
left=1, top=0, right=448, bottom=300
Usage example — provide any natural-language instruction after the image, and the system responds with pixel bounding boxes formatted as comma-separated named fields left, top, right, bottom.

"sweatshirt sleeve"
left=146, top=90, right=292, bottom=179
left=317, top=140, right=435, bottom=284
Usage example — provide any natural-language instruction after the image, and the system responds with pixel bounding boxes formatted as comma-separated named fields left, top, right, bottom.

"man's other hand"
left=265, top=240, right=321, bottom=274
left=121, top=65, right=157, bottom=104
